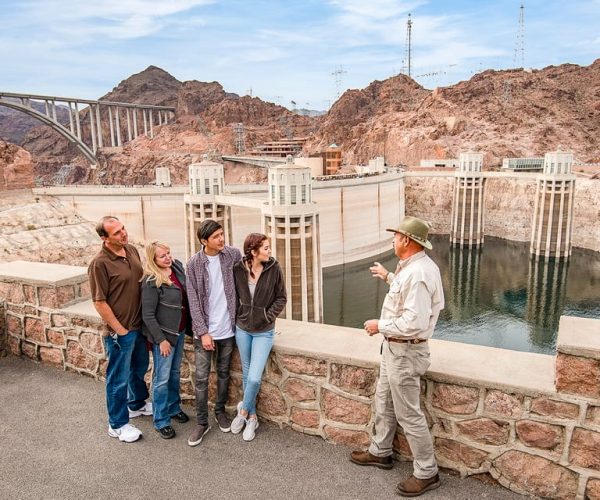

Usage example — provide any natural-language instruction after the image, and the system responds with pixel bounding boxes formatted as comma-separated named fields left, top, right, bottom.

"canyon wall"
left=405, top=174, right=600, bottom=252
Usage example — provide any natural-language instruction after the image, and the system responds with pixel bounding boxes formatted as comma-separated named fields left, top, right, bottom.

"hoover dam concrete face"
left=33, top=171, right=600, bottom=264
left=34, top=171, right=405, bottom=267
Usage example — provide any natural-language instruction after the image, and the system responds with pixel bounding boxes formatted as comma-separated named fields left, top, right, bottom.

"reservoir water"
left=323, top=235, right=600, bottom=354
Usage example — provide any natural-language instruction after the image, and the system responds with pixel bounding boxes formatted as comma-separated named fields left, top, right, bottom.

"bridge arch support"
left=0, top=99, right=98, bottom=166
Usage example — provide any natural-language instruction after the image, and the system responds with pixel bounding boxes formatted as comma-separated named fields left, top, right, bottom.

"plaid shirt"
left=186, top=245, right=242, bottom=339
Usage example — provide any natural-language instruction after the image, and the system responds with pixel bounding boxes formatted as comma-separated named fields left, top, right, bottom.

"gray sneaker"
left=243, top=417, right=259, bottom=442
left=187, top=424, right=210, bottom=447
left=231, top=401, right=246, bottom=434
left=216, top=412, right=231, bottom=433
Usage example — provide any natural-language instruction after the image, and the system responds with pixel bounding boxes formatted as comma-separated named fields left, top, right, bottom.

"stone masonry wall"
left=0, top=299, right=6, bottom=357
left=2, top=267, right=600, bottom=499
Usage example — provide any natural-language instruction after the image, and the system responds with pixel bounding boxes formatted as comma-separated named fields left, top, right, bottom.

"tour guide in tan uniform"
left=350, top=215, right=445, bottom=497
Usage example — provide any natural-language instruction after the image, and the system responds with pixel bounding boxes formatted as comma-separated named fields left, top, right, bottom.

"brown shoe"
left=187, top=424, right=210, bottom=447
left=350, top=450, right=393, bottom=470
left=395, top=474, right=440, bottom=497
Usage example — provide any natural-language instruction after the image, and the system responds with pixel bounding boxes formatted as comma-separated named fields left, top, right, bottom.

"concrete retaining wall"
left=2, top=260, right=600, bottom=499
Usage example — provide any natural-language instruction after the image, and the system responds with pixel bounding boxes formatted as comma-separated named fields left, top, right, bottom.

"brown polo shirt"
left=88, top=243, right=143, bottom=332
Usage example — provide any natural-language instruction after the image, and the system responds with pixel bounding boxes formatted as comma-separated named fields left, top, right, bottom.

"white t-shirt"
left=206, top=254, right=233, bottom=339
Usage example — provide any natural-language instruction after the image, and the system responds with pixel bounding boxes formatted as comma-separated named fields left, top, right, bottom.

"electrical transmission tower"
left=502, top=80, right=512, bottom=104
left=232, top=123, right=245, bottom=154
left=513, top=4, right=525, bottom=68
left=401, top=13, right=413, bottom=77
left=331, top=65, right=347, bottom=100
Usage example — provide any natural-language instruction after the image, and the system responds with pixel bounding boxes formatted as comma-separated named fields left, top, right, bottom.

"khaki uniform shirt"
left=88, top=243, right=143, bottom=332
left=377, top=251, right=445, bottom=340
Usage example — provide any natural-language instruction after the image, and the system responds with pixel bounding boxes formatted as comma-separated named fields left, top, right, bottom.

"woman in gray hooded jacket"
left=230, top=233, right=287, bottom=441
left=141, top=241, right=191, bottom=439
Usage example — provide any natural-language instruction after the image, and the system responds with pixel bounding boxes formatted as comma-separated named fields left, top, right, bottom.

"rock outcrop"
left=0, top=191, right=99, bottom=265
left=0, top=140, right=34, bottom=190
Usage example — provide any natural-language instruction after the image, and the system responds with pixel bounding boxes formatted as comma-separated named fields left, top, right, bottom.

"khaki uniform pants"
left=369, top=340, right=438, bottom=479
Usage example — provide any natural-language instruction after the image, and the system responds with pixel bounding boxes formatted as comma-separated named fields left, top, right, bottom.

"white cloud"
left=12, top=0, right=216, bottom=40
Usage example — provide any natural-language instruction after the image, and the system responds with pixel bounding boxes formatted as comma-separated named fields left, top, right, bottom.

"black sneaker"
left=215, top=412, right=231, bottom=432
left=156, top=425, right=176, bottom=439
left=172, top=411, right=189, bottom=423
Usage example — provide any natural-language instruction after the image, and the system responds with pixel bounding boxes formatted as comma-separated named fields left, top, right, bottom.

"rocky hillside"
left=307, top=59, right=600, bottom=166
left=17, top=66, right=314, bottom=185
left=4, top=60, right=600, bottom=184
left=0, top=191, right=100, bottom=265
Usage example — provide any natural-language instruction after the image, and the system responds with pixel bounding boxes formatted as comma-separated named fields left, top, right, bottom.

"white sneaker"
left=108, top=423, right=142, bottom=443
left=231, top=401, right=246, bottom=435
left=129, top=401, right=153, bottom=418
left=243, top=417, right=259, bottom=442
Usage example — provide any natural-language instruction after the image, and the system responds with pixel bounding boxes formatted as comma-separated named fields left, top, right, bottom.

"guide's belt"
left=386, top=337, right=427, bottom=344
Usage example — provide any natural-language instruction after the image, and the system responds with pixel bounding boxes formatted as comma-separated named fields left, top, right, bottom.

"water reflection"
left=527, top=258, right=569, bottom=349
left=322, top=235, right=600, bottom=354
left=447, top=245, right=482, bottom=321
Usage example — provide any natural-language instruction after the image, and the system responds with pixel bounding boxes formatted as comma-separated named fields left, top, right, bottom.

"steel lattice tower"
left=514, top=4, right=525, bottom=68
left=402, top=13, right=413, bottom=77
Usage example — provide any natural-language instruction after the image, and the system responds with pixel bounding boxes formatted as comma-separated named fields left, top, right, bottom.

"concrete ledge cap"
left=62, top=300, right=102, bottom=321
left=55, top=304, right=556, bottom=394
left=0, top=261, right=88, bottom=286
left=276, top=319, right=556, bottom=394
left=557, top=316, right=600, bottom=360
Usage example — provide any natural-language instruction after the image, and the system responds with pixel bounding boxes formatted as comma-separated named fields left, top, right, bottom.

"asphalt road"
left=0, top=356, right=521, bottom=499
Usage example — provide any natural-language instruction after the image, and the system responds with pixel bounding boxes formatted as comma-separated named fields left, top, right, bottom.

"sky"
left=1, top=0, right=599, bottom=111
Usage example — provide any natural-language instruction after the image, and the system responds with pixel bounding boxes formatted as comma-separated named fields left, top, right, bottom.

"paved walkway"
left=0, top=356, right=521, bottom=499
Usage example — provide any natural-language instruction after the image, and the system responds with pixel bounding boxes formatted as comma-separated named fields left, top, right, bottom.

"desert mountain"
left=3, top=60, right=599, bottom=185
left=15, top=66, right=313, bottom=185
left=307, top=60, right=600, bottom=166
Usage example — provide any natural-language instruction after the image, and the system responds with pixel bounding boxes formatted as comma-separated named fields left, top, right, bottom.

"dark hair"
left=95, top=216, right=119, bottom=238
left=197, top=219, right=223, bottom=245
left=243, top=233, right=268, bottom=279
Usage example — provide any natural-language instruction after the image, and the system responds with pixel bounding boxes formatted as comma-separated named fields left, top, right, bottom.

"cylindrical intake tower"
left=530, top=151, right=576, bottom=259
left=184, top=158, right=232, bottom=258
left=262, top=158, right=323, bottom=322
left=450, top=152, right=485, bottom=246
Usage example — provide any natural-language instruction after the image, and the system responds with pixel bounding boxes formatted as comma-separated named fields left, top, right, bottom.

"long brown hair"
left=243, top=233, right=268, bottom=279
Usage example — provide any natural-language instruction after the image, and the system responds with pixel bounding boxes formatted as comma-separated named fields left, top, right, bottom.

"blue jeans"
left=152, top=332, right=185, bottom=430
left=103, top=330, right=150, bottom=429
left=235, top=327, right=274, bottom=416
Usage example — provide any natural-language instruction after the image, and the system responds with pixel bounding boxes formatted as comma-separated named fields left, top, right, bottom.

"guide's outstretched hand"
left=369, top=261, right=388, bottom=281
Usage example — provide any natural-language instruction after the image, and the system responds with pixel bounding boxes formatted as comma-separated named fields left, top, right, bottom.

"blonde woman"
left=141, top=241, right=191, bottom=439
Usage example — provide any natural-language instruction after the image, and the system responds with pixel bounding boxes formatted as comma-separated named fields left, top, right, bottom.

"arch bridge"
left=0, top=91, right=176, bottom=167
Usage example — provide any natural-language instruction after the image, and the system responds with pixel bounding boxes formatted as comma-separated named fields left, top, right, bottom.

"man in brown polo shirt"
left=88, top=216, right=150, bottom=443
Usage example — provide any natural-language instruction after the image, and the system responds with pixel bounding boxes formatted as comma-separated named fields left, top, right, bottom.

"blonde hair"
left=144, top=241, right=173, bottom=288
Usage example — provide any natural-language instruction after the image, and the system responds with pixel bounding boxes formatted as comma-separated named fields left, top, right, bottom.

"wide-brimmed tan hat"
left=386, top=216, right=433, bottom=250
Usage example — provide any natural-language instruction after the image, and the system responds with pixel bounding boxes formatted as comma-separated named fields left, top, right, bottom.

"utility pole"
left=514, top=4, right=525, bottom=68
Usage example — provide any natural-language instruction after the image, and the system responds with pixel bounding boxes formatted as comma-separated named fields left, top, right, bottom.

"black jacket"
left=233, top=257, right=287, bottom=333
left=141, top=260, right=192, bottom=346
